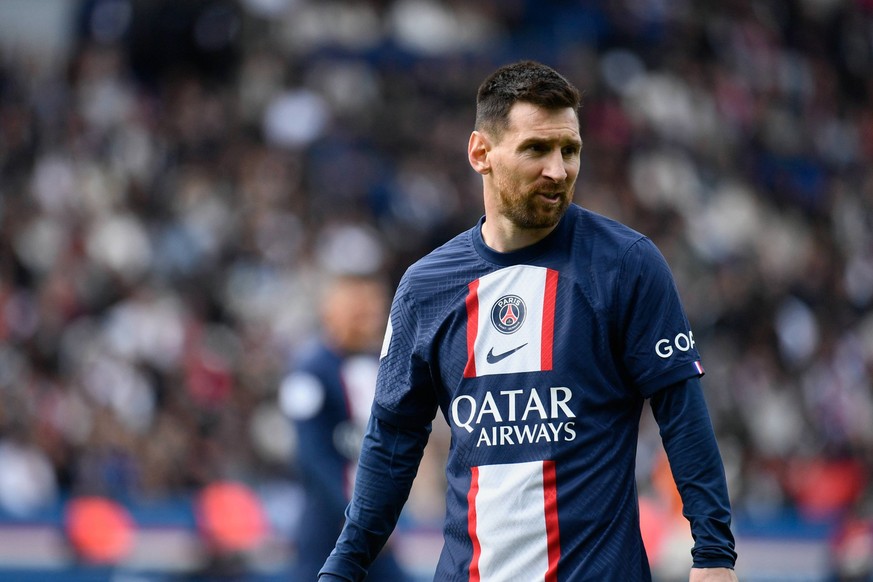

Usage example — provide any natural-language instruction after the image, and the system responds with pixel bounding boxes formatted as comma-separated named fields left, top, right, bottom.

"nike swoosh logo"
left=486, top=343, right=528, bottom=364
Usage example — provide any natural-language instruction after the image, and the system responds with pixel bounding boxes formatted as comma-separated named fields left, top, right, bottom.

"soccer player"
left=318, top=61, right=738, bottom=581
left=279, top=274, right=410, bottom=582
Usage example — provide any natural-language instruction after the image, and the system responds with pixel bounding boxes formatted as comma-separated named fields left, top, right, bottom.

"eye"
left=562, top=145, right=580, bottom=157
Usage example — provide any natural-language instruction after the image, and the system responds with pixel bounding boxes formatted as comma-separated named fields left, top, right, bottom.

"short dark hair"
left=475, top=60, right=581, bottom=138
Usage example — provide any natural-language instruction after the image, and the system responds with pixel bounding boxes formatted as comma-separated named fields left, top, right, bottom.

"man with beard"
left=318, top=61, right=738, bottom=581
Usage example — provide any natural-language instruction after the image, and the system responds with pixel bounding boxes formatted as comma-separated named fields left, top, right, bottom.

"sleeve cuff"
left=319, top=555, right=367, bottom=582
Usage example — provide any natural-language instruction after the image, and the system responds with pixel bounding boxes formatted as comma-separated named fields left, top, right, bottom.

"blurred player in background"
left=279, top=274, right=410, bottom=581
left=318, top=60, right=737, bottom=581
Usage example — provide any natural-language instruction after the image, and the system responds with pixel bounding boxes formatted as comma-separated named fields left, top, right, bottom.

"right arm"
left=320, top=272, right=437, bottom=580
left=318, top=414, right=431, bottom=581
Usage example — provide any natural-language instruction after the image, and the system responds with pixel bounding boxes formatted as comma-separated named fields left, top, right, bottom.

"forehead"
left=504, top=102, right=580, bottom=142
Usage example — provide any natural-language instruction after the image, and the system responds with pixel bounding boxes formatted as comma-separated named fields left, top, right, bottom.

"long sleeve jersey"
left=321, top=204, right=736, bottom=581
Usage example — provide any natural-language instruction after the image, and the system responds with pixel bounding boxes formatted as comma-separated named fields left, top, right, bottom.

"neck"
left=480, top=214, right=557, bottom=253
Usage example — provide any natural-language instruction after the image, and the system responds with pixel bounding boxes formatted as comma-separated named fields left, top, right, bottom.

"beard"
left=493, top=174, right=573, bottom=230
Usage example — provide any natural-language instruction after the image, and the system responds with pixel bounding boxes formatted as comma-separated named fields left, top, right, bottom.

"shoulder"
left=571, top=205, right=647, bottom=254
left=389, top=226, right=483, bottom=337
left=407, top=228, right=476, bottom=277
left=291, top=339, right=338, bottom=374
left=564, top=205, right=664, bottom=274
left=397, top=227, right=479, bottom=297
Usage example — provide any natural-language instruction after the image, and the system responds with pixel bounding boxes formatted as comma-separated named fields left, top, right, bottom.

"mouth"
left=536, top=191, right=564, bottom=202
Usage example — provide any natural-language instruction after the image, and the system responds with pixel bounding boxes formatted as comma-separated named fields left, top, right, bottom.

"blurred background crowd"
left=1, top=0, right=873, bottom=580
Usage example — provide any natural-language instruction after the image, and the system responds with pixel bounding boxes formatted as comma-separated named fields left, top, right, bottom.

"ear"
left=468, top=131, right=491, bottom=175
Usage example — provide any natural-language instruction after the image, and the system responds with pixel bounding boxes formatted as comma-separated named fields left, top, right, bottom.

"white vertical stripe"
left=475, top=461, right=550, bottom=581
left=380, top=317, right=392, bottom=360
left=340, top=355, right=379, bottom=427
left=474, top=266, right=547, bottom=376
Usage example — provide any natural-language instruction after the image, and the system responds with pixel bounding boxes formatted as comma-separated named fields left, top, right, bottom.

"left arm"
left=650, top=376, right=737, bottom=573
left=614, top=238, right=737, bottom=577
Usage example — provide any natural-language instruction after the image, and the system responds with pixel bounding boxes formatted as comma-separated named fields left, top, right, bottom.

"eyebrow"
left=517, top=135, right=583, bottom=149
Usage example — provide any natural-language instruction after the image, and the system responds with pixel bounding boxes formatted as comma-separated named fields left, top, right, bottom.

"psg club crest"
left=490, top=294, right=526, bottom=334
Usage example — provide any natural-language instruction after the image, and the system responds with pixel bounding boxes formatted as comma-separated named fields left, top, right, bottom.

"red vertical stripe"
left=542, top=460, right=561, bottom=582
left=463, top=279, right=480, bottom=378
left=467, top=466, right=481, bottom=582
left=541, top=269, right=558, bottom=371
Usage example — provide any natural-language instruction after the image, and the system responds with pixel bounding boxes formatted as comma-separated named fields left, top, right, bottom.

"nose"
left=542, top=150, right=568, bottom=182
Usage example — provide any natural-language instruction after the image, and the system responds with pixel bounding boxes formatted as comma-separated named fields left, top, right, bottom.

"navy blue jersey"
left=374, top=204, right=716, bottom=580
left=281, top=341, right=409, bottom=582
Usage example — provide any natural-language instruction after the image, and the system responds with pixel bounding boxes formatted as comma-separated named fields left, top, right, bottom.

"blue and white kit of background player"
left=320, top=203, right=736, bottom=582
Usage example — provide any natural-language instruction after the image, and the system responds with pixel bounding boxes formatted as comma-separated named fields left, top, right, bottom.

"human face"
left=323, top=279, right=389, bottom=353
left=477, top=102, right=581, bottom=245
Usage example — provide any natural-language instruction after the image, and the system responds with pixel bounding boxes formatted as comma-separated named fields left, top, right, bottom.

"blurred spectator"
left=279, top=273, right=410, bottom=581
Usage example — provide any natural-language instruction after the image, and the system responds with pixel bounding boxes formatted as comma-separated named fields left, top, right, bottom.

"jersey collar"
left=472, top=204, right=577, bottom=266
